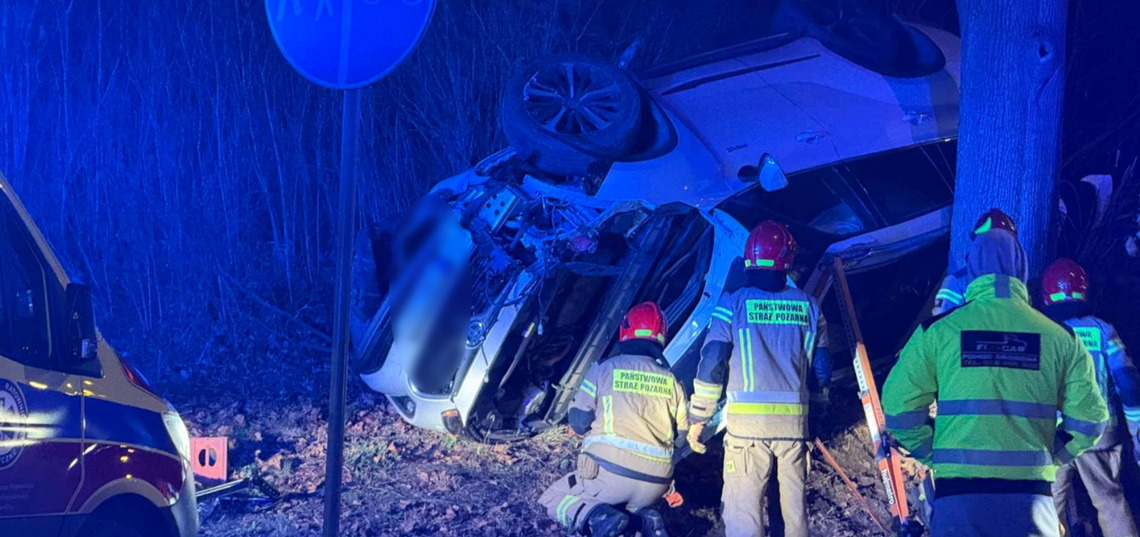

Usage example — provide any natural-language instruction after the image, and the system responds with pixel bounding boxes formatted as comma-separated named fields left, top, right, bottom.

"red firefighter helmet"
left=971, top=209, right=1018, bottom=240
left=745, top=221, right=797, bottom=271
left=1042, top=258, right=1089, bottom=306
left=619, top=302, right=669, bottom=346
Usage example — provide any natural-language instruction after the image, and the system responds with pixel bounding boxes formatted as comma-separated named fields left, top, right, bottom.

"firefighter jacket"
left=1062, top=315, right=1140, bottom=451
left=691, top=285, right=827, bottom=440
left=883, top=273, right=1109, bottom=488
left=570, top=351, right=689, bottom=484
left=933, top=267, right=968, bottom=315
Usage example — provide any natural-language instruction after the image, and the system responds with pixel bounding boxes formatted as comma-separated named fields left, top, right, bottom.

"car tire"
left=79, top=518, right=146, bottom=537
left=500, top=55, right=642, bottom=177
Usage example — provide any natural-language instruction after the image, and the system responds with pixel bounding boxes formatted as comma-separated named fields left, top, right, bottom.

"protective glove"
left=687, top=422, right=707, bottom=455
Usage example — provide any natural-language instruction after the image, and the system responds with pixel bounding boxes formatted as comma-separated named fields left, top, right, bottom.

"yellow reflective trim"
left=627, top=450, right=672, bottom=464
left=603, top=396, right=614, bottom=434
left=739, top=328, right=754, bottom=392
left=557, top=495, right=581, bottom=527
left=694, top=385, right=722, bottom=397
left=556, top=495, right=570, bottom=525
left=974, top=217, right=993, bottom=235
left=580, top=379, right=597, bottom=397
left=727, top=402, right=806, bottom=416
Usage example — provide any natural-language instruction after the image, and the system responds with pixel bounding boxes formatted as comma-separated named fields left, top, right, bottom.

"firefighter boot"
left=585, top=505, right=629, bottom=537
left=636, top=507, right=668, bottom=537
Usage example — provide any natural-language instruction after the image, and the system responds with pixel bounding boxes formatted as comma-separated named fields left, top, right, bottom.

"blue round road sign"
left=265, top=0, right=436, bottom=90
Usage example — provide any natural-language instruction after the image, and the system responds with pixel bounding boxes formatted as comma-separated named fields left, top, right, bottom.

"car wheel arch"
left=75, top=493, right=176, bottom=537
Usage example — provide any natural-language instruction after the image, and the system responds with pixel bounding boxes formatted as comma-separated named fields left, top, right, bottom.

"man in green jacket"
left=882, top=230, right=1108, bottom=537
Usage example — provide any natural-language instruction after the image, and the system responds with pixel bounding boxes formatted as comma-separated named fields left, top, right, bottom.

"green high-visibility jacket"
left=883, top=274, right=1108, bottom=483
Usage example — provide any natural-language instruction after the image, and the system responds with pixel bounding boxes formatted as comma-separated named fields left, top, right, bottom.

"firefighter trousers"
left=721, top=436, right=808, bottom=537
left=1053, top=444, right=1139, bottom=537
left=539, top=464, right=670, bottom=533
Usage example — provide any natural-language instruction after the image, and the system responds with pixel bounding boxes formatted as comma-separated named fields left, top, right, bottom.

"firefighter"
left=883, top=229, right=1109, bottom=537
left=1041, top=258, right=1140, bottom=537
left=687, top=221, right=832, bottom=537
left=538, top=302, right=688, bottom=537
left=932, top=208, right=1018, bottom=315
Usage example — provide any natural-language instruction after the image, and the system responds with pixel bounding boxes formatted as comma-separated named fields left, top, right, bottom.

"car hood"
left=596, top=24, right=961, bottom=210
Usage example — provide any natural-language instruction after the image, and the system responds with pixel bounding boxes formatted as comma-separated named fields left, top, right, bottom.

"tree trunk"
left=952, top=0, right=1069, bottom=278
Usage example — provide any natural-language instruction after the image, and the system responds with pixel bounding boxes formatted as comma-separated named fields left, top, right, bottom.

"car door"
left=0, top=189, right=85, bottom=536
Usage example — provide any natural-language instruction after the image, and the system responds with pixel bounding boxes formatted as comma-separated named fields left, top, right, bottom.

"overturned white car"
left=352, top=8, right=961, bottom=442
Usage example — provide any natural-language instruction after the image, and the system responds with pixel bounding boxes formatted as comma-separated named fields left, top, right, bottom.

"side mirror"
left=65, top=283, right=97, bottom=362
left=737, top=153, right=789, bottom=192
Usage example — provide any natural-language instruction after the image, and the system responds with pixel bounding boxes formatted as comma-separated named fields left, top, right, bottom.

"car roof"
left=597, top=23, right=960, bottom=209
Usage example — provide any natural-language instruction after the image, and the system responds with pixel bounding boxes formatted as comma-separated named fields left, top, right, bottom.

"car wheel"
left=500, top=55, right=642, bottom=177
left=775, top=0, right=945, bottom=78
left=79, top=518, right=146, bottom=537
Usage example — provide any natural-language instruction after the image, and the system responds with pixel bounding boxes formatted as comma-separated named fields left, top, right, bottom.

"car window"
left=840, top=140, right=957, bottom=225
left=820, top=237, right=949, bottom=363
left=721, top=167, right=868, bottom=238
left=0, top=236, right=7, bottom=358
left=0, top=201, right=54, bottom=368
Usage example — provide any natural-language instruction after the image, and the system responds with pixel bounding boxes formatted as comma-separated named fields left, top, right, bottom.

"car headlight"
left=163, top=412, right=191, bottom=462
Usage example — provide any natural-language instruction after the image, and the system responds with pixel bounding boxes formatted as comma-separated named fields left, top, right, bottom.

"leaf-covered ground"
left=180, top=387, right=920, bottom=537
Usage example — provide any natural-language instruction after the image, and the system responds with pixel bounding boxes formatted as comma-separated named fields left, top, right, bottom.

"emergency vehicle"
left=0, top=170, right=198, bottom=537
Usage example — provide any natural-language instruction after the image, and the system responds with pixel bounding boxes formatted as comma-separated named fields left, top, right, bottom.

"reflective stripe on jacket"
left=571, top=353, right=689, bottom=480
left=932, top=267, right=968, bottom=315
left=693, top=286, right=827, bottom=440
left=883, top=274, right=1109, bottom=482
left=1064, top=316, right=1140, bottom=450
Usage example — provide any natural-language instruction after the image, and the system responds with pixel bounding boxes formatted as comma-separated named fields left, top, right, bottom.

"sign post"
left=324, top=87, right=360, bottom=537
left=264, top=2, right=436, bottom=536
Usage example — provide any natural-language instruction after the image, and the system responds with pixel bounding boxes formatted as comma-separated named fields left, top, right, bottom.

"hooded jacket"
left=932, top=227, right=1027, bottom=315
left=883, top=231, right=1108, bottom=495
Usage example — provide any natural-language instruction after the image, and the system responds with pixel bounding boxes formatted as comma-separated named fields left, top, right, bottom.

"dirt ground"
left=180, top=385, right=919, bottom=537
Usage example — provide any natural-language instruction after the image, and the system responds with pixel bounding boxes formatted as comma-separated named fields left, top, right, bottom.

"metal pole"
left=323, top=87, right=361, bottom=537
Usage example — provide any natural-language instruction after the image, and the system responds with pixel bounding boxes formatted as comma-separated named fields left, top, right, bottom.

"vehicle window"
left=0, top=203, right=54, bottom=368
left=821, top=237, right=950, bottom=364
left=0, top=240, right=7, bottom=357
left=722, top=167, right=868, bottom=238
left=841, top=140, right=957, bottom=225
left=0, top=206, right=10, bottom=358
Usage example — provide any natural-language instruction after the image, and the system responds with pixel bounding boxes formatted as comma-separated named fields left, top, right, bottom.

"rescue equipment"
left=832, top=256, right=923, bottom=537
